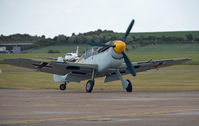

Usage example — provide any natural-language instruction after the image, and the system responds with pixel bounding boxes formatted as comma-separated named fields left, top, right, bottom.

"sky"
left=0, top=0, right=199, bottom=38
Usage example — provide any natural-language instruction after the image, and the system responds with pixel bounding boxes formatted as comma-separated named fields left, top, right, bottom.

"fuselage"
left=54, top=40, right=126, bottom=82
left=77, top=41, right=124, bottom=72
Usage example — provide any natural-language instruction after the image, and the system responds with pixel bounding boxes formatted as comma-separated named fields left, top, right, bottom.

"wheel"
left=126, top=79, right=133, bottom=92
left=85, top=80, right=94, bottom=93
left=59, top=83, right=66, bottom=90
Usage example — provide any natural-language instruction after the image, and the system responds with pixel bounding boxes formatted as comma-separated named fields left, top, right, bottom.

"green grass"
left=0, top=64, right=31, bottom=70
left=128, top=52, right=199, bottom=65
left=68, top=72, right=199, bottom=91
left=1, top=52, right=198, bottom=65
left=24, top=44, right=89, bottom=54
left=0, top=43, right=199, bottom=90
left=128, top=44, right=199, bottom=53
left=0, top=53, right=63, bottom=64
left=25, top=43, right=199, bottom=54
left=132, top=72, right=199, bottom=90
left=159, top=65, right=199, bottom=70
left=0, top=72, right=59, bottom=89
left=1, top=44, right=199, bottom=65
left=0, top=69, right=199, bottom=90
left=126, top=44, right=199, bottom=65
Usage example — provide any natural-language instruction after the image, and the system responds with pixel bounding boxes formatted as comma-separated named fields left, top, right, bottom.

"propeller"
left=122, top=52, right=136, bottom=76
left=89, top=19, right=136, bottom=76
left=121, top=19, right=136, bottom=76
left=123, top=19, right=135, bottom=42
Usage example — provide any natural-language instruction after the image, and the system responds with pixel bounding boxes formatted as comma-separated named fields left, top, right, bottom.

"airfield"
left=0, top=66, right=199, bottom=126
left=0, top=89, right=199, bottom=126
left=0, top=44, right=199, bottom=125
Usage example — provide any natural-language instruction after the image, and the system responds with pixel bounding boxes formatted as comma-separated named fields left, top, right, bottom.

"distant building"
left=0, top=47, right=6, bottom=52
left=12, top=46, right=21, bottom=53
left=0, top=46, right=9, bottom=53
left=0, top=42, right=33, bottom=54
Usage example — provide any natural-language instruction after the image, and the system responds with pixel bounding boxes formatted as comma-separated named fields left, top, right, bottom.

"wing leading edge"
left=119, top=57, right=192, bottom=74
left=4, top=57, right=191, bottom=83
left=103, top=58, right=191, bottom=83
left=4, top=58, right=97, bottom=76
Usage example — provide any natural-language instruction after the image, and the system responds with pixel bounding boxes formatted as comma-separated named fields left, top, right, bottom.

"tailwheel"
left=126, top=79, right=133, bottom=92
left=86, top=80, right=95, bottom=93
left=59, top=83, right=66, bottom=90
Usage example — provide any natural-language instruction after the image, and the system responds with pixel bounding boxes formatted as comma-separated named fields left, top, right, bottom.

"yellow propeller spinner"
left=113, top=40, right=126, bottom=54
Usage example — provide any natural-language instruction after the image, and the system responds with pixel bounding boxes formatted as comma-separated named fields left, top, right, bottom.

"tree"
left=41, top=35, right=45, bottom=39
left=186, top=34, right=193, bottom=41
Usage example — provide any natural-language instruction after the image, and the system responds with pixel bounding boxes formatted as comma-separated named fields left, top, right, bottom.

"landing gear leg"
left=116, top=70, right=133, bottom=92
left=59, top=82, right=66, bottom=90
left=85, top=69, right=96, bottom=93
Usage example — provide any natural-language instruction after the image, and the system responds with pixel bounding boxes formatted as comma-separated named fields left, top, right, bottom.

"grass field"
left=128, top=44, right=199, bottom=53
left=24, top=44, right=89, bottom=54
left=0, top=52, right=198, bottom=65
left=128, top=44, right=199, bottom=65
left=0, top=66, right=199, bottom=90
left=1, top=44, right=199, bottom=64
left=24, top=43, right=199, bottom=53
left=0, top=44, right=199, bottom=90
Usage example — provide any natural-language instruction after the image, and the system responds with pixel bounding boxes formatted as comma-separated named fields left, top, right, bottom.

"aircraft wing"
left=4, top=58, right=191, bottom=83
left=38, top=56, right=57, bottom=60
left=4, top=58, right=97, bottom=75
left=103, top=58, right=191, bottom=83
left=121, top=58, right=192, bottom=73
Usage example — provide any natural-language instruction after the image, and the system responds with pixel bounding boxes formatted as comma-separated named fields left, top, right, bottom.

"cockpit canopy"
left=80, top=41, right=115, bottom=59
left=66, top=53, right=72, bottom=56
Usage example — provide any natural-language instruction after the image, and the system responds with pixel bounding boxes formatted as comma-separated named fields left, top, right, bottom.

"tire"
left=126, top=79, right=133, bottom=92
left=86, top=80, right=94, bottom=93
left=59, top=84, right=66, bottom=90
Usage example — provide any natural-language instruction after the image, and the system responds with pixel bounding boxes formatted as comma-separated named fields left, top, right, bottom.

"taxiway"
left=0, top=89, right=199, bottom=126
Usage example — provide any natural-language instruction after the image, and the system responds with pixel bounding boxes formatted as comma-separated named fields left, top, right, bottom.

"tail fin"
left=76, top=46, right=79, bottom=55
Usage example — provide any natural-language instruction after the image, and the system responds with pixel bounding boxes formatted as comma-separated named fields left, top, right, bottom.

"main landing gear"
left=126, top=79, right=133, bottom=92
left=85, top=69, right=96, bottom=93
left=85, top=80, right=95, bottom=93
left=116, top=70, right=133, bottom=93
left=59, top=82, right=66, bottom=90
left=58, top=69, right=133, bottom=93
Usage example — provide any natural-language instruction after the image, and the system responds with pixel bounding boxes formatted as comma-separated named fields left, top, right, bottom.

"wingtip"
left=4, top=59, right=10, bottom=63
left=186, top=58, right=192, bottom=60
left=182, top=57, right=192, bottom=62
left=4, top=58, right=15, bottom=64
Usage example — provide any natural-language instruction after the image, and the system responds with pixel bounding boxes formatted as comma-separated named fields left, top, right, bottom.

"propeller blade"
left=123, top=19, right=135, bottom=42
left=122, top=52, right=136, bottom=76
left=89, top=42, right=115, bottom=47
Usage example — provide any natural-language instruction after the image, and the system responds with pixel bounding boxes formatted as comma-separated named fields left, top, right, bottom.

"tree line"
left=1, top=30, right=199, bottom=50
